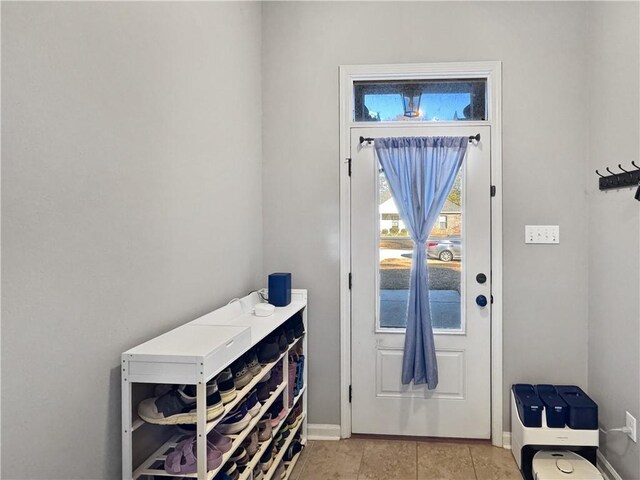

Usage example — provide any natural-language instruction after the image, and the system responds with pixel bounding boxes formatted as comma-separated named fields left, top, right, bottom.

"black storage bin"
left=535, top=384, right=567, bottom=428
left=513, top=384, right=544, bottom=428
left=556, top=385, right=598, bottom=430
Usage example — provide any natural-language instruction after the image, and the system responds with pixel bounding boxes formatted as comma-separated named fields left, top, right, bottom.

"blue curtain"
left=375, top=137, right=468, bottom=388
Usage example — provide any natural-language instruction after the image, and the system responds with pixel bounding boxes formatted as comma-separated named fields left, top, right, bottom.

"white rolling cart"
left=122, top=289, right=308, bottom=480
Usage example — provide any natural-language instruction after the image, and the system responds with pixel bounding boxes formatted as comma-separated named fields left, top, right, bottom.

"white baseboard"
left=307, top=423, right=341, bottom=441
left=597, top=451, right=623, bottom=480
left=502, top=431, right=511, bottom=449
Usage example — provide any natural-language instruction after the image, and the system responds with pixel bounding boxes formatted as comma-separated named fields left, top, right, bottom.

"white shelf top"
left=190, top=295, right=306, bottom=346
left=123, top=289, right=307, bottom=371
left=123, top=324, right=247, bottom=360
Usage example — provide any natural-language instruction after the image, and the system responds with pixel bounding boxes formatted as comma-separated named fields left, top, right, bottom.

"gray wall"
left=1, top=2, right=262, bottom=478
left=586, top=3, right=640, bottom=479
left=262, top=1, right=590, bottom=427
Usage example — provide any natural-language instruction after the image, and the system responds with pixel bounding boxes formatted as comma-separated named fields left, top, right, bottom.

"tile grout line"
left=294, top=441, right=312, bottom=480
left=356, top=440, right=366, bottom=480
left=469, top=445, right=479, bottom=480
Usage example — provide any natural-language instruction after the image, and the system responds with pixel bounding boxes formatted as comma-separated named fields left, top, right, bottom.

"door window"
left=353, top=79, right=487, bottom=122
left=378, top=169, right=463, bottom=332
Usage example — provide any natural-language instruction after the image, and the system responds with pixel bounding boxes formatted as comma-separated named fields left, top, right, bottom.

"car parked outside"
left=427, top=237, right=461, bottom=262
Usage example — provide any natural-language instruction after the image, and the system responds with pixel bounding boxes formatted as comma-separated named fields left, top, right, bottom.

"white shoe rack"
left=122, top=289, right=308, bottom=480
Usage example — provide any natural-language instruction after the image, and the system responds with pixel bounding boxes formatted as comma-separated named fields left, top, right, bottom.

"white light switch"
left=525, top=225, right=560, bottom=244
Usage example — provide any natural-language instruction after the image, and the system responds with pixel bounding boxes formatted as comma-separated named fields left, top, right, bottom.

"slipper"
left=164, top=436, right=222, bottom=474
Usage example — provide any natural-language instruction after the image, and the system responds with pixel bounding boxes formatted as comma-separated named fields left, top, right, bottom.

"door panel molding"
left=339, top=61, right=502, bottom=445
left=376, top=348, right=466, bottom=400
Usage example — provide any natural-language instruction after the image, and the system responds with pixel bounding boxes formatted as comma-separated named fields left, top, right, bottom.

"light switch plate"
left=525, top=225, right=560, bottom=244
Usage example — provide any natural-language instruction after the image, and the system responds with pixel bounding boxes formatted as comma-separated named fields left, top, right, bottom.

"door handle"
left=476, top=295, right=488, bottom=307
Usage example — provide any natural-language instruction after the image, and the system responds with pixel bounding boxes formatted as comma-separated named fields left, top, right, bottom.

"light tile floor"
left=289, top=438, right=522, bottom=480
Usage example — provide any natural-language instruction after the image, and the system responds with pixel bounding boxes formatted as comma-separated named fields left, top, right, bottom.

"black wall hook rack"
left=596, top=162, right=640, bottom=201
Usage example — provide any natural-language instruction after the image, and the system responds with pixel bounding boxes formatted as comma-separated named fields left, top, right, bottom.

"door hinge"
left=347, top=157, right=352, bottom=177
left=490, top=185, right=496, bottom=197
left=348, top=273, right=352, bottom=290
left=491, top=295, right=494, bottom=304
left=349, top=385, right=352, bottom=403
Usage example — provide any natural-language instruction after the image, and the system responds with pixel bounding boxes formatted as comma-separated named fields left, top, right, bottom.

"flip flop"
left=164, top=436, right=222, bottom=474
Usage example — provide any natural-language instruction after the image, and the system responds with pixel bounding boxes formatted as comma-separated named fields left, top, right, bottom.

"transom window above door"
left=353, top=78, right=487, bottom=122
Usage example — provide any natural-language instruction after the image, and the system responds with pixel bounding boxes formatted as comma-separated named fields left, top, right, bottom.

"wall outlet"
left=525, top=225, right=560, bottom=244
left=626, top=411, right=637, bottom=442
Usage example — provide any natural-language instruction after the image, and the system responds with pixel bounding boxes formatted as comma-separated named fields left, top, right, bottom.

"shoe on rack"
left=277, top=329, right=288, bottom=353
left=138, top=383, right=222, bottom=425
left=257, top=414, right=273, bottom=442
left=164, top=436, right=222, bottom=475
left=273, top=429, right=288, bottom=452
left=296, top=355, right=305, bottom=393
left=223, top=461, right=240, bottom=480
left=260, top=368, right=272, bottom=383
left=289, top=353, right=299, bottom=389
left=260, top=442, right=275, bottom=472
left=216, top=368, right=237, bottom=404
left=244, top=349, right=262, bottom=376
left=217, top=402, right=251, bottom=435
left=288, top=356, right=297, bottom=407
left=153, top=384, right=175, bottom=397
left=242, top=389, right=262, bottom=418
left=285, top=412, right=302, bottom=431
left=182, top=382, right=225, bottom=420
left=212, top=473, right=232, bottom=480
left=271, top=362, right=283, bottom=386
left=286, top=402, right=303, bottom=428
left=267, top=399, right=287, bottom=428
left=212, top=472, right=232, bottom=480
left=284, top=323, right=295, bottom=345
left=230, top=358, right=254, bottom=389
left=252, top=464, right=264, bottom=480
left=208, top=429, right=233, bottom=453
left=290, top=311, right=305, bottom=338
left=241, top=427, right=259, bottom=457
left=274, top=460, right=285, bottom=479
left=256, top=381, right=271, bottom=402
left=267, top=374, right=280, bottom=394
left=230, top=446, right=249, bottom=467
left=284, top=438, right=303, bottom=462
left=176, top=427, right=233, bottom=454
left=257, top=336, right=280, bottom=364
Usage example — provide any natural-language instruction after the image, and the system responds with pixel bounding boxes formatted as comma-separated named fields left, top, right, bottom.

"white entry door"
left=351, top=125, right=491, bottom=438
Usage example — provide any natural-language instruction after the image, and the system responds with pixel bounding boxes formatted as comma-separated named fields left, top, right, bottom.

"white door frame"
left=338, top=61, right=503, bottom=446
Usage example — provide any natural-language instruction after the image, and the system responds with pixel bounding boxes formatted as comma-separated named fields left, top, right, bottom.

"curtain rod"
left=359, top=134, right=480, bottom=145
